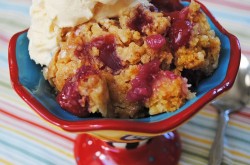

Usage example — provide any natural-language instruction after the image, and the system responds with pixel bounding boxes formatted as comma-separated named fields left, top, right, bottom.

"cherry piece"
left=151, top=0, right=184, bottom=12
left=167, top=7, right=189, bottom=22
left=128, top=6, right=153, bottom=33
left=75, top=35, right=122, bottom=72
left=127, top=60, right=161, bottom=102
left=169, top=20, right=192, bottom=51
left=146, top=34, right=166, bottom=50
left=91, top=35, right=122, bottom=72
left=56, top=66, right=98, bottom=117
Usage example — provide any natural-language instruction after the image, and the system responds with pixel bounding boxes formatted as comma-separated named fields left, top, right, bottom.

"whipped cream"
left=28, top=0, right=151, bottom=66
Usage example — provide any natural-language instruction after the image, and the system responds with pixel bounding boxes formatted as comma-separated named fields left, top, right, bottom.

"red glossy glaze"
left=128, top=6, right=153, bottom=33
left=126, top=60, right=181, bottom=102
left=56, top=66, right=98, bottom=117
left=151, top=0, right=184, bottom=12
left=74, top=132, right=181, bottom=165
left=75, top=34, right=122, bottom=71
left=93, top=35, right=122, bottom=71
left=167, top=7, right=189, bottom=22
left=169, top=19, right=192, bottom=51
left=126, top=60, right=161, bottom=102
left=57, top=80, right=88, bottom=117
left=165, top=6, right=192, bottom=51
left=146, top=34, right=166, bottom=50
left=8, top=0, right=241, bottom=135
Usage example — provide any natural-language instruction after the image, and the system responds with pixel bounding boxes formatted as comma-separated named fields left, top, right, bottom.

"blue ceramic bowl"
left=8, top=0, right=240, bottom=141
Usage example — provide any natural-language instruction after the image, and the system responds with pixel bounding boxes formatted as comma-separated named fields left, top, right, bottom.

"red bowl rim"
left=8, top=0, right=241, bottom=134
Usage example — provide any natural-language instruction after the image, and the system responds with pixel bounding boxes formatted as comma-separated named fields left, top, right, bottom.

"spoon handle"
left=208, top=109, right=229, bottom=165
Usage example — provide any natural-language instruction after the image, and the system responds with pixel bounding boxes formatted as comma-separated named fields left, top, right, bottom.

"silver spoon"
left=208, top=54, right=250, bottom=165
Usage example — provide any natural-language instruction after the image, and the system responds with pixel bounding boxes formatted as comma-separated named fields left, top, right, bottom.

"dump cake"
left=28, top=0, right=221, bottom=118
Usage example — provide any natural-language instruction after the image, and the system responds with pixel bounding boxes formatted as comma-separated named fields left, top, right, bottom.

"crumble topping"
left=45, top=1, right=221, bottom=118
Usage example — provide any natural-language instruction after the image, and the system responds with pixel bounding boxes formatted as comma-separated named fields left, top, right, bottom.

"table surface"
left=1, top=0, right=250, bottom=165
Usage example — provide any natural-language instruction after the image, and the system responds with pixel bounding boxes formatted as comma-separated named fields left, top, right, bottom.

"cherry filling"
left=167, top=7, right=193, bottom=51
left=127, top=6, right=153, bottom=33
left=146, top=34, right=166, bottom=50
left=169, top=20, right=192, bottom=51
left=75, top=35, right=122, bottom=72
left=147, top=0, right=193, bottom=51
left=127, top=60, right=161, bottom=102
left=151, top=0, right=184, bottom=12
left=127, top=60, right=181, bottom=102
left=167, top=7, right=189, bottom=22
left=56, top=66, right=98, bottom=117
left=92, top=35, right=122, bottom=71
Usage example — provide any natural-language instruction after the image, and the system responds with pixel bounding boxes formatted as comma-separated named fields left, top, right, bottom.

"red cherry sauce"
left=56, top=66, right=98, bottom=117
left=151, top=0, right=184, bottom=13
left=74, top=41, right=93, bottom=65
left=127, top=60, right=161, bottom=102
left=167, top=7, right=193, bottom=51
left=167, top=7, right=189, bottom=22
left=75, top=35, right=122, bottom=72
left=146, top=34, right=166, bottom=50
left=169, top=19, right=192, bottom=51
left=91, top=35, right=122, bottom=71
left=127, top=6, right=153, bottom=33
left=150, top=0, right=192, bottom=51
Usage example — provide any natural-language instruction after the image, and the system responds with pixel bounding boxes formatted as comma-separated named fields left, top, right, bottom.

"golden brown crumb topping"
left=45, top=1, right=220, bottom=118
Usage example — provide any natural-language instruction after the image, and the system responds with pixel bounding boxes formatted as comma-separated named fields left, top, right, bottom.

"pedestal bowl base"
left=74, top=131, right=181, bottom=165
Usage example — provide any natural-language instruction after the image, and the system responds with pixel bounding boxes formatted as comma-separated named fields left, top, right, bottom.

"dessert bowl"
left=8, top=0, right=240, bottom=164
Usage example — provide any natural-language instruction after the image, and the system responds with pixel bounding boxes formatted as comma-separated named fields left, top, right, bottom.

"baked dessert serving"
left=28, top=0, right=221, bottom=118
